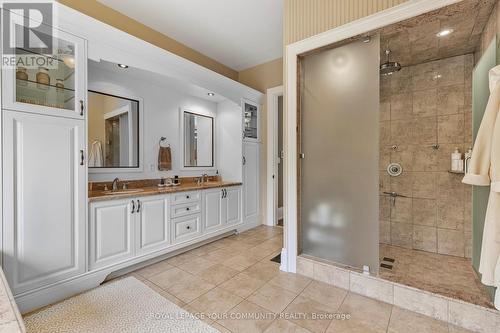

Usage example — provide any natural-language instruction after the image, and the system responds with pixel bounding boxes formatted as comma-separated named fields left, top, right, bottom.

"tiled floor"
left=119, top=226, right=474, bottom=333
left=379, top=243, right=494, bottom=309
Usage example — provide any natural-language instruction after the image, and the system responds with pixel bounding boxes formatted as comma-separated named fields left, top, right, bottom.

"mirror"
left=88, top=90, right=140, bottom=168
left=183, top=111, right=214, bottom=167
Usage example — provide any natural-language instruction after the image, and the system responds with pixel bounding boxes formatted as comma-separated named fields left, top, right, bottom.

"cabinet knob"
left=186, top=195, right=190, bottom=199
left=186, top=207, right=190, bottom=211
left=187, top=226, right=191, bottom=230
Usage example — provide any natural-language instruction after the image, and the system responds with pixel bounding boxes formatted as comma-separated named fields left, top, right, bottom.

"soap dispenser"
left=451, top=147, right=462, bottom=172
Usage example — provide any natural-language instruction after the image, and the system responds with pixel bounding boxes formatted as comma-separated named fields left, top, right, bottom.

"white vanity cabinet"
left=89, top=195, right=170, bottom=270
left=243, top=142, right=260, bottom=223
left=2, top=110, right=86, bottom=295
left=136, top=196, right=170, bottom=255
left=89, top=198, right=135, bottom=270
left=202, top=187, right=242, bottom=233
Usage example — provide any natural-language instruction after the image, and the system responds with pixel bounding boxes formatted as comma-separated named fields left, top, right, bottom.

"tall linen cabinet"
left=1, top=22, right=87, bottom=296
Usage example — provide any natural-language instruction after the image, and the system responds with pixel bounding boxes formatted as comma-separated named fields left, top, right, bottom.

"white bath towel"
left=89, top=140, right=104, bottom=167
left=462, top=64, right=500, bottom=309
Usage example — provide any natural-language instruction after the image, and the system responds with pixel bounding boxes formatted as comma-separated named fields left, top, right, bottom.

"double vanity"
left=0, top=3, right=263, bottom=314
left=88, top=178, right=243, bottom=271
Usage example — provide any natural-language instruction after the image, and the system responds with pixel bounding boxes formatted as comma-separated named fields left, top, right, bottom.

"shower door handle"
left=299, top=153, right=305, bottom=159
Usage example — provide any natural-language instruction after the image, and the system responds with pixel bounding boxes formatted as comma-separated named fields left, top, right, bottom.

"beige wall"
left=284, top=0, right=408, bottom=45
left=239, top=58, right=283, bottom=225
left=57, top=0, right=238, bottom=80
left=478, top=0, right=500, bottom=61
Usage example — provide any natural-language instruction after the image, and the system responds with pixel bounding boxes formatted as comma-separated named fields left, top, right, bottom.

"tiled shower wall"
left=379, top=54, right=473, bottom=258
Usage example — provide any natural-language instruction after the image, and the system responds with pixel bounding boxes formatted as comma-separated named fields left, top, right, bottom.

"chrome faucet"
left=112, top=177, right=120, bottom=191
left=202, top=174, right=209, bottom=184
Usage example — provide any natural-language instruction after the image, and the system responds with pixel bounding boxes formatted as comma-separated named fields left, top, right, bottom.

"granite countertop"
left=88, top=181, right=242, bottom=202
left=0, top=269, right=25, bottom=332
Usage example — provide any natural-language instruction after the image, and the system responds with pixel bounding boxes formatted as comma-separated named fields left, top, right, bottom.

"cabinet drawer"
left=172, top=215, right=201, bottom=243
left=171, top=191, right=200, bottom=205
left=171, top=201, right=201, bottom=219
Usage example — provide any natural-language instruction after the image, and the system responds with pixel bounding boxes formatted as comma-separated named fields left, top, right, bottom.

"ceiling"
left=96, top=0, right=283, bottom=71
left=89, top=60, right=228, bottom=103
left=379, top=0, right=496, bottom=66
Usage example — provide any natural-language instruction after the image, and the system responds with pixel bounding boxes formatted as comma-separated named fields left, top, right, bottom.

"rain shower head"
left=380, top=49, right=401, bottom=76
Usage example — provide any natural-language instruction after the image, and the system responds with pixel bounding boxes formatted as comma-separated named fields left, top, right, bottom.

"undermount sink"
left=103, top=189, right=145, bottom=195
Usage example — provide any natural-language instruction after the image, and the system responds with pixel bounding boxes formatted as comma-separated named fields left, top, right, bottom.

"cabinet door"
left=2, top=17, right=86, bottom=119
left=203, top=188, right=223, bottom=232
left=89, top=199, right=135, bottom=270
left=225, top=187, right=242, bottom=225
left=2, top=111, right=86, bottom=294
left=243, top=142, right=260, bottom=221
left=136, top=196, right=169, bottom=255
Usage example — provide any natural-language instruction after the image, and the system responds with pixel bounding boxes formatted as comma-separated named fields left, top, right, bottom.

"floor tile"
left=283, top=295, right=337, bottom=333
left=177, top=257, right=217, bottom=275
left=243, top=261, right=280, bottom=282
left=204, top=249, right=236, bottom=264
left=134, top=260, right=174, bottom=278
left=222, top=254, right=261, bottom=271
left=268, top=272, right=312, bottom=294
left=197, top=264, right=240, bottom=285
left=219, top=273, right=268, bottom=298
left=247, top=283, right=298, bottom=313
left=388, top=307, right=449, bottom=333
left=167, top=274, right=215, bottom=303
left=142, top=280, right=185, bottom=307
left=165, top=251, right=199, bottom=267
left=189, top=287, right=243, bottom=317
left=299, top=281, right=347, bottom=310
left=326, top=292, right=392, bottom=333
left=264, top=319, right=313, bottom=333
left=217, top=300, right=275, bottom=333
left=148, top=267, right=192, bottom=290
left=210, top=322, right=232, bottom=333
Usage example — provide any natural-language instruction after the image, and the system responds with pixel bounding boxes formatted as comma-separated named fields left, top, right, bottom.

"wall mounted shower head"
left=380, top=49, right=401, bottom=76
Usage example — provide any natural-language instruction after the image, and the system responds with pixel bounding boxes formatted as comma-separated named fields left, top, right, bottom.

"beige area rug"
left=23, top=277, right=219, bottom=333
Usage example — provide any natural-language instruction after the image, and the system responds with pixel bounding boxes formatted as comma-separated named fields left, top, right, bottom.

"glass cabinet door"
left=2, top=20, right=86, bottom=119
left=243, top=100, right=259, bottom=141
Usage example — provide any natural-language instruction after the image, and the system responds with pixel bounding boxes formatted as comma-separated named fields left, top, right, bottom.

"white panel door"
left=2, top=111, right=85, bottom=295
left=136, top=195, right=169, bottom=255
left=243, top=142, right=259, bottom=221
left=89, top=199, right=135, bottom=270
left=225, top=187, right=242, bottom=225
left=203, top=188, right=223, bottom=232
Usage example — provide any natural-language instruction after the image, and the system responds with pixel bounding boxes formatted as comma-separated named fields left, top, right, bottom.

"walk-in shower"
left=297, top=0, right=496, bottom=308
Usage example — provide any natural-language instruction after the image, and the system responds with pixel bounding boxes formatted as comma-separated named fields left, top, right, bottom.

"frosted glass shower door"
left=299, top=36, right=380, bottom=274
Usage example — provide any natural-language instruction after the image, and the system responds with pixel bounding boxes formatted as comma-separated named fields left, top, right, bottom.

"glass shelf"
left=16, top=79, right=75, bottom=110
left=244, top=103, right=258, bottom=140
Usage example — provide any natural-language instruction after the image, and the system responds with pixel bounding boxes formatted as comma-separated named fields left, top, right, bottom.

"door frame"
left=282, top=0, right=461, bottom=273
left=266, top=85, right=284, bottom=227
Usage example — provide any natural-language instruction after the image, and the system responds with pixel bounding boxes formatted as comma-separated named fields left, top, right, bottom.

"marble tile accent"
left=349, top=272, right=394, bottom=304
left=448, top=300, right=500, bottom=333
left=393, top=285, right=448, bottom=321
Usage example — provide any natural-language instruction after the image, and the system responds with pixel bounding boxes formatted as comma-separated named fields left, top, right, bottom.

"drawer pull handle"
left=131, top=200, right=135, bottom=213
left=136, top=200, right=141, bottom=213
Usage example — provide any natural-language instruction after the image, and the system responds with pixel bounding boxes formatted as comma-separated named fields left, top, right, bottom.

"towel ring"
left=159, top=137, right=170, bottom=148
